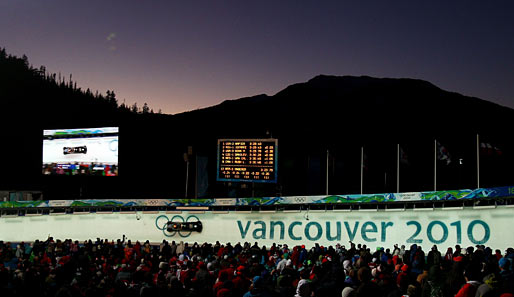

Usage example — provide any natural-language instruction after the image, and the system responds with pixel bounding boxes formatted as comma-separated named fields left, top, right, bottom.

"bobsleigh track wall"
left=1, top=207, right=514, bottom=251
left=1, top=186, right=514, bottom=251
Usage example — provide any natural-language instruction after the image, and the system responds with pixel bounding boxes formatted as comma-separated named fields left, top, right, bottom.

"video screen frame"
left=42, top=127, right=119, bottom=176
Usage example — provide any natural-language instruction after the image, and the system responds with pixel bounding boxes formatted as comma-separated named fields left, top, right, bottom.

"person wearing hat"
left=506, top=248, right=514, bottom=270
left=427, top=245, right=441, bottom=268
left=447, top=257, right=466, bottom=296
left=444, top=247, right=454, bottom=263
left=499, top=257, right=514, bottom=293
left=233, top=265, right=251, bottom=297
left=393, top=264, right=410, bottom=296
left=243, top=276, right=271, bottom=297
left=341, top=286, right=355, bottom=297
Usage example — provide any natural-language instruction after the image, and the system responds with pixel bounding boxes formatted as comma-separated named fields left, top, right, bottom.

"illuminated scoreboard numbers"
left=217, top=139, right=277, bottom=183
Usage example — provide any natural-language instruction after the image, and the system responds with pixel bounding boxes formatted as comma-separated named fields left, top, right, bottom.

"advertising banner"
left=1, top=186, right=513, bottom=208
left=1, top=207, right=513, bottom=252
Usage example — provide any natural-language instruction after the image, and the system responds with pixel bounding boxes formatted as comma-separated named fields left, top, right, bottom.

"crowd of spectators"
left=1, top=237, right=513, bottom=297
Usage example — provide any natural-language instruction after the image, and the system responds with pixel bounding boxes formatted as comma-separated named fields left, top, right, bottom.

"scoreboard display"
left=217, top=139, right=278, bottom=183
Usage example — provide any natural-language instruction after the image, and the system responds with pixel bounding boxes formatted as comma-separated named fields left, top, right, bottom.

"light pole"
left=184, top=153, right=189, bottom=198
left=184, top=146, right=193, bottom=198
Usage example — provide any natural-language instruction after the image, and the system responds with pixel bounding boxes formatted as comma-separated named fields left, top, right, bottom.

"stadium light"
left=166, top=210, right=182, bottom=214
left=259, top=210, right=277, bottom=213
left=413, top=204, right=434, bottom=211
left=473, top=205, right=496, bottom=209
left=442, top=206, right=464, bottom=211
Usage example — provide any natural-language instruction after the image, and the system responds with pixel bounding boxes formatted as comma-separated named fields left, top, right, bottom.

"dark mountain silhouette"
left=1, top=49, right=513, bottom=199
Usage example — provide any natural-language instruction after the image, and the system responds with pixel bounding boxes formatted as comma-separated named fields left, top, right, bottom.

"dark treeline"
left=1, top=48, right=514, bottom=199
left=0, top=48, right=172, bottom=199
left=0, top=48, right=159, bottom=117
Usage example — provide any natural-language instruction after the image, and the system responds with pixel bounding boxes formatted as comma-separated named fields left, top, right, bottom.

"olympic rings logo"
left=294, top=197, right=306, bottom=203
left=155, top=215, right=200, bottom=238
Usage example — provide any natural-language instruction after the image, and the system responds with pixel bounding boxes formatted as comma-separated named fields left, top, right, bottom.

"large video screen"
left=217, top=139, right=277, bottom=183
left=43, top=127, right=119, bottom=176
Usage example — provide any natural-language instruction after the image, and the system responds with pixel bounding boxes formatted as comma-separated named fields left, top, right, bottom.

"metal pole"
left=185, top=159, right=189, bottom=198
left=195, top=155, right=198, bottom=198
left=434, top=139, right=437, bottom=191
left=326, top=149, right=329, bottom=195
left=477, top=134, right=480, bottom=188
left=360, top=147, right=364, bottom=195
left=397, top=144, right=400, bottom=193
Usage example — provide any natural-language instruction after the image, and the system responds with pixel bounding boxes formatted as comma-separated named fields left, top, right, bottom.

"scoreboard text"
left=217, top=139, right=277, bottom=183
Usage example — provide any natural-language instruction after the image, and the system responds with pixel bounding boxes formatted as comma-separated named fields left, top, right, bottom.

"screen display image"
left=43, top=127, right=119, bottom=176
left=217, top=139, right=277, bottom=183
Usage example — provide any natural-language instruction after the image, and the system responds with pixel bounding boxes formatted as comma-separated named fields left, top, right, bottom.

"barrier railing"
left=1, top=186, right=513, bottom=209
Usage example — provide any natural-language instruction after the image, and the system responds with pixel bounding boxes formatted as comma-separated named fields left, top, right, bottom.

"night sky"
left=1, top=0, right=513, bottom=114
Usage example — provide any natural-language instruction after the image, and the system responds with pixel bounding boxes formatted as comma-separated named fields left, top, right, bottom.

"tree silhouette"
left=131, top=102, right=139, bottom=113
left=0, top=47, right=154, bottom=120
left=142, top=102, right=150, bottom=114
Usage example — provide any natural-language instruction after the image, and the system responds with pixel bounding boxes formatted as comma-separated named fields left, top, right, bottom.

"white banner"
left=1, top=207, right=513, bottom=251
